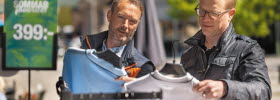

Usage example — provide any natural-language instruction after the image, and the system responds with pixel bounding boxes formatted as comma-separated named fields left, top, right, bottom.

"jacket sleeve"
left=222, top=43, right=271, bottom=100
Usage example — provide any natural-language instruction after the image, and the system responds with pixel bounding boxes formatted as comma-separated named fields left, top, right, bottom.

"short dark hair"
left=110, top=0, right=144, bottom=16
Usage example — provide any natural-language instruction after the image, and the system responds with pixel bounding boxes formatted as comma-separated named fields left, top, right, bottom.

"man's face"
left=107, top=1, right=141, bottom=44
left=199, top=0, right=234, bottom=38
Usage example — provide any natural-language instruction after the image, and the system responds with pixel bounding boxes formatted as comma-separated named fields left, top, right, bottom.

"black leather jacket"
left=181, top=24, right=271, bottom=100
left=80, top=31, right=155, bottom=78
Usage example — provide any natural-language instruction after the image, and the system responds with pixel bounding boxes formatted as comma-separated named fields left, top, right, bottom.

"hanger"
left=159, top=40, right=186, bottom=77
left=160, top=63, right=186, bottom=77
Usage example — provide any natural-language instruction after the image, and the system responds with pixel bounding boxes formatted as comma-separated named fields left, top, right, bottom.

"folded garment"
left=62, top=47, right=127, bottom=94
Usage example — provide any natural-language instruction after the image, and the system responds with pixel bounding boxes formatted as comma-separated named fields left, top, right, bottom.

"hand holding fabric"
left=193, top=80, right=227, bottom=99
left=115, top=76, right=136, bottom=82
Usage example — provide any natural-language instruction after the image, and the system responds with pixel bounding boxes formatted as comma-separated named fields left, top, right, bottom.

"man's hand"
left=115, top=76, right=136, bottom=82
left=192, top=80, right=227, bottom=99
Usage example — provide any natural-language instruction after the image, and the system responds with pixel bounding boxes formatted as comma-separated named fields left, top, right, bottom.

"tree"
left=167, top=0, right=198, bottom=21
left=167, top=0, right=280, bottom=37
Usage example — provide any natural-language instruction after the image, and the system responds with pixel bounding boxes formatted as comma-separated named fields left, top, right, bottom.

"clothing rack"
left=56, top=77, right=162, bottom=100
left=61, top=90, right=162, bottom=100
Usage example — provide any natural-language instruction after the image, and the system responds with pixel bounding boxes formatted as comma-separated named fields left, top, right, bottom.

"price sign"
left=3, top=0, right=57, bottom=70
left=12, top=24, right=54, bottom=41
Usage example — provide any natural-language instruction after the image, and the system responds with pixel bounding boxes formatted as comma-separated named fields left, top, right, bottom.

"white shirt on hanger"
left=124, top=70, right=211, bottom=100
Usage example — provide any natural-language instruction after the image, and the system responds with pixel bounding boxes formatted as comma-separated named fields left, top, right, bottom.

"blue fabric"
left=62, top=47, right=126, bottom=94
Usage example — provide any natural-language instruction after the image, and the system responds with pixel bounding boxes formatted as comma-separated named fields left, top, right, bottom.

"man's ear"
left=228, top=8, right=236, bottom=20
left=107, top=10, right=112, bottom=22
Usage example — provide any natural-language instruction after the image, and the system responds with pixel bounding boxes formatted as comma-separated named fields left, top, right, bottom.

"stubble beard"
left=108, top=26, right=134, bottom=46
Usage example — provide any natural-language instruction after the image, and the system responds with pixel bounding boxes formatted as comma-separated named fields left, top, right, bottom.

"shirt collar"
left=102, top=39, right=126, bottom=57
left=199, top=34, right=222, bottom=51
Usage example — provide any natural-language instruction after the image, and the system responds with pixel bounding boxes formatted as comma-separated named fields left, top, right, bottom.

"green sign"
left=3, top=0, right=57, bottom=70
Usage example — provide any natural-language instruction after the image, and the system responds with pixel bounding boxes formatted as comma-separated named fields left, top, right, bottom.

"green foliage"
left=167, top=0, right=198, bottom=20
left=167, top=0, right=280, bottom=37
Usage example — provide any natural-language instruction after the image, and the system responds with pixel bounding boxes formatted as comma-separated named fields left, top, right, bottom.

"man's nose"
left=122, top=19, right=129, bottom=29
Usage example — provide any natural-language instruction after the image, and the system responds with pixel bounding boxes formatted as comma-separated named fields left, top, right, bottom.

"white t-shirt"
left=124, top=70, right=208, bottom=100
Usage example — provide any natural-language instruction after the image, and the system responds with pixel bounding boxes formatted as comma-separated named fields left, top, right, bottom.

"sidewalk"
left=266, top=56, right=280, bottom=100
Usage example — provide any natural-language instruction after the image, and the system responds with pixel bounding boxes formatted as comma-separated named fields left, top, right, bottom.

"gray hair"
left=110, top=0, right=144, bottom=16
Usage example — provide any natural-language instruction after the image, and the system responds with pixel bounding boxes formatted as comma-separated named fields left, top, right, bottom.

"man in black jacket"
left=181, top=0, right=271, bottom=99
left=80, top=0, right=154, bottom=82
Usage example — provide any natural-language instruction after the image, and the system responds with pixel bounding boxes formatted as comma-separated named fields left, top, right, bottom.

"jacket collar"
left=90, top=30, right=134, bottom=60
left=185, top=23, right=236, bottom=49
left=89, top=31, right=108, bottom=50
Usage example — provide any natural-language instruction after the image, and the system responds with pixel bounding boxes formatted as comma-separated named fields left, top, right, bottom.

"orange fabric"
left=124, top=63, right=137, bottom=70
left=86, top=36, right=92, bottom=49
left=125, top=63, right=140, bottom=77
left=126, top=68, right=141, bottom=78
